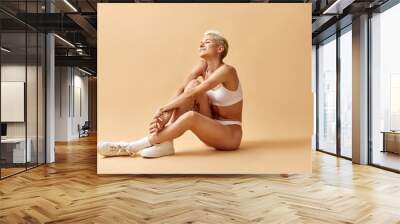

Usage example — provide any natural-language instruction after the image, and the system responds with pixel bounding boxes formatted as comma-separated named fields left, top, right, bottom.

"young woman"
left=98, top=30, right=243, bottom=158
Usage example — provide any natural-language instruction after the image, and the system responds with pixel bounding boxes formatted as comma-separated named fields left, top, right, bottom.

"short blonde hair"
left=204, top=30, right=229, bottom=59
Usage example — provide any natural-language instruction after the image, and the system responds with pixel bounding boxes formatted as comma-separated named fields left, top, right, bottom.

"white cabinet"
left=1, top=138, right=32, bottom=163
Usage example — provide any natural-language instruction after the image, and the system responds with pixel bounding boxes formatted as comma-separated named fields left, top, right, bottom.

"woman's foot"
left=97, top=141, right=134, bottom=157
left=140, top=141, right=175, bottom=158
left=98, top=137, right=153, bottom=157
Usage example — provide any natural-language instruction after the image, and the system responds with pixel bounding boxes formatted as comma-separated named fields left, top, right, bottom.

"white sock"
left=127, top=136, right=152, bottom=153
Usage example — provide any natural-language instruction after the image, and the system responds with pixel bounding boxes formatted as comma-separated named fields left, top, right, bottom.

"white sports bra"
left=206, top=82, right=243, bottom=106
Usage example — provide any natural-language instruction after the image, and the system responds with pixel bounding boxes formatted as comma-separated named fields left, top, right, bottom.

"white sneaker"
left=140, top=141, right=175, bottom=158
left=97, top=141, right=136, bottom=157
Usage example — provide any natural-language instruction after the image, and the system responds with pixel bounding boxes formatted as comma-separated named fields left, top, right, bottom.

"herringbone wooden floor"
left=1, top=134, right=400, bottom=224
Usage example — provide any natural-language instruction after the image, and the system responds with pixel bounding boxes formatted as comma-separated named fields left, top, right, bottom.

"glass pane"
left=340, top=28, right=352, bottom=158
left=318, top=36, right=337, bottom=154
left=27, top=31, right=38, bottom=169
left=0, top=1, right=46, bottom=178
left=38, top=32, right=45, bottom=165
left=1, top=31, right=27, bottom=177
left=371, top=3, right=400, bottom=171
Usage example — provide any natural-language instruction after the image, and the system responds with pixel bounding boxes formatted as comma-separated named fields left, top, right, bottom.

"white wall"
left=1, top=65, right=38, bottom=137
left=55, top=67, right=89, bottom=141
left=72, top=72, right=89, bottom=138
left=1, top=65, right=28, bottom=144
left=55, top=67, right=70, bottom=141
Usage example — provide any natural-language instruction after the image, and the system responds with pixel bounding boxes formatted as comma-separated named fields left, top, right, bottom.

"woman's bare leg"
left=170, top=79, right=212, bottom=122
left=148, top=111, right=241, bottom=150
left=152, top=79, right=212, bottom=132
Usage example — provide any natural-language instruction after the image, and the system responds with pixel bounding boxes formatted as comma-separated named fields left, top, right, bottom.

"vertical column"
left=336, top=30, right=341, bottom=156
left=352, top=14, right=369, bottom=164
left=88, top=77, right=97, bottom=133
left=312, top=45, right=317, bottom=150
left=46, top=0, right=55, bottom=163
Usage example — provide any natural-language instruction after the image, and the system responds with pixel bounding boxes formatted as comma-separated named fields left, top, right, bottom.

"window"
left=317, top=35, right=337, bottom=154
left=371, top=2, right=400, bottom=171
left=339, top=27, right=352, bottom=158
left=0, top=1, right=47, bottom=179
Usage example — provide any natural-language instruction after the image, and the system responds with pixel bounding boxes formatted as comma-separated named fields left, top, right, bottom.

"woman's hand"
left=149, top=90, right=193, bottom=134
left=149, top=109, right=173, bottom=134
left=149, top=117, right=162, bottom=134
left=160, top=92, right=193, bottom=114
left=152, top=108, right=164, bottom=120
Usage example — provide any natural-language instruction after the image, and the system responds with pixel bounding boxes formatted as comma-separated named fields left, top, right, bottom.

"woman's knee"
left=180, top=111, right=199, bottom=127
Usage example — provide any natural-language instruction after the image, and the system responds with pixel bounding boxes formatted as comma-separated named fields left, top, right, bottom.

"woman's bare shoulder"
left=221, top=64, right=238, bottom=76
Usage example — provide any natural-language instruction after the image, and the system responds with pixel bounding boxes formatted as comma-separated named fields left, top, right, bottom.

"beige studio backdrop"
left=97, top=3, right=312, bottom=174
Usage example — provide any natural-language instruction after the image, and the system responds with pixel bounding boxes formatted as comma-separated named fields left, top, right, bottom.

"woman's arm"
left=149, top=60, right=208, bottom=133
left=175, top=59, right=207, bottom=96
left=160, top=65, right=234, bottom=113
